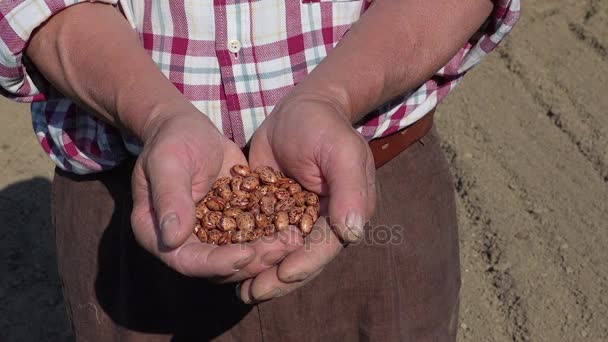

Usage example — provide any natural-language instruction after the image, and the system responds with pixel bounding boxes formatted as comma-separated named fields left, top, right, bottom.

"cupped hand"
left=241, top=93, right=376, bottom=301
left=131, top=110, right=302, bottom=282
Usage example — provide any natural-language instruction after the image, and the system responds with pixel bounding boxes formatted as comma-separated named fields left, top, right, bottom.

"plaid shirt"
left=0, top=0, right=520, bottom=174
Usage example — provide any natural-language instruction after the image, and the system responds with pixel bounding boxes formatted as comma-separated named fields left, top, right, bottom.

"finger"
left=238, top=218, right=342, bottom=303
left=132, top=206, right=256, bottom=277
left=170, top=237, right=256, bottom=277
left=218, top=141, right=250, bottom=178
left=238, top=278, right=254, bottom=304
left=248, top=132, right=282, bottom=172
left=219, top=227, right=304, bottom=283
left=322, top=133, right=372, bottom=243
left=276, top=217, right=343, bottom=282
left=132, top=162, right=256, bottom=277
left=249, top=155, right=281, bottom=175
left=245, top=266, right=324, bottom=303
left=145, top=152, right=198, bottom=249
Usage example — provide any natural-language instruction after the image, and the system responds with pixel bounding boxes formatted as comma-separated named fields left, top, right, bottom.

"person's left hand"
left=238, top=92, right=377, bottom=303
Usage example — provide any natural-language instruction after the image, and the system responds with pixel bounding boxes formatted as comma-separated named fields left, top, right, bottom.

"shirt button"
left=228, top=39, right=242, bottom=53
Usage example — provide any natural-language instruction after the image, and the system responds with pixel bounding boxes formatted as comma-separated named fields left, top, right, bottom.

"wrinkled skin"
left=130, top=111, right=303, bottom=283
left=241, top=93, right=377, bottom=302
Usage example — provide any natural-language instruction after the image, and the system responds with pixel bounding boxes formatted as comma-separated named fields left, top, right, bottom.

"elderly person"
left=1, top=0, right=519, bottom=340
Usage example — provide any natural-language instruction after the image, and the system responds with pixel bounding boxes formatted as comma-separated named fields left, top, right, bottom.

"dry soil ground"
left=1, top=1, right=607, bottom=341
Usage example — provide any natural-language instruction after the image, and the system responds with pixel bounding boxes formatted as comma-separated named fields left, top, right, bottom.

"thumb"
left=323, top=136, right=372, bottom=243
left=146, top=154, right=197, bottom=249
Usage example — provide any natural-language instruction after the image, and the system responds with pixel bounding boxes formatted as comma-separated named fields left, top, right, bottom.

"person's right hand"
left=130, top=110, right=303, bottom=282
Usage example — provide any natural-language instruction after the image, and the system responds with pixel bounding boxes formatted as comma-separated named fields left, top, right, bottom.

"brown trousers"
left=52, top=127, right=460, bottom=341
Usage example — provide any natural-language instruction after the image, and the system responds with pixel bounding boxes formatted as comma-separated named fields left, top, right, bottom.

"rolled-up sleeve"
left=437, top=0, right=521, bottom=77
left=359, top=0, right=521, bottom=139
left=0, top=0, right=118, bottom=102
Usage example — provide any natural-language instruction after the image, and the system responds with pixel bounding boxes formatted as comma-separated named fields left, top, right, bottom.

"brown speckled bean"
left=230, top=176, right=244, bottom=192
left=205, top=196, right=226, bottom=211
left=254, top=165, right=273, bottom=173
left=274, top=188, right=290, bottom=201
left=217, top=216, right=237, bottom=232
left=288, top=207, right=304, bottom=225
left=249, top=203, right=261, bottom=216
left=195, top=224, right=208, bottom=243
left=218, top=231, right=234, bottom=245
left=275, top=197, right=295, bottom=212
left=236, top=212, right=255, bottom=231
left=292, top=192, right=307, bottom=207
left=203, top=211, right=223, bottom=230
left=215, top=184, right=232, bottom=201
left=260, top=195, right=277, bottom=215
left=255, top=186, right=268, bottom=198
left=230, top=196, right=249, bottom=209
left=304, top=205, right=319, bottom=222
left=258, top=167, right=278, bottom=184
left=230, top=164, right=250, bottom=177
left=255, top=213, right=270, bottom=228
left=286, top=183, right=302, bottom=195
left=207, top=229, right=222, bottom=245
left=276, top=178, right=295, bottom=188
left=195, top=165, right=325, bottom=244
left=299, top=214, right=313, bottom=235
left=232, top=189, right=249, bottom=199
left=241, top=176, right=260, bottom=192
left=266, top=184, right=278, bottom=194
left=274, top=211, right=289, bottom=231
left=305, top=192, right=319, bottom=206
left=251, top=228, right=265, bottom=240
left=223, top=207, right=242, bottom=219
left=247, top=191, right=262, bottom=209
left=195, top=202, right=209, bottom=220
left=212, top=177, right=231, bottom=190
left=230, top=190, right=250, bottom=208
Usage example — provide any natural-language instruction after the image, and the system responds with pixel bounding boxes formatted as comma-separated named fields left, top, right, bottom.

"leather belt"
left=369, top=110, right=435, bottom=169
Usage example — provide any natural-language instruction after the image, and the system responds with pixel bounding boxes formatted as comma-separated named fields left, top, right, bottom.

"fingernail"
left=345, top=210, right=364, bottom=242
left=160, top=212, right=180, bottom=245
left=261, top=250, right=286, bottom=266
left=237, top=284, right=253, bottom=304
left=284, top=272, right=308, bottom=282
left=256, top=287, right=282, bottom=301
left=233, top=253, right=255, bottom=270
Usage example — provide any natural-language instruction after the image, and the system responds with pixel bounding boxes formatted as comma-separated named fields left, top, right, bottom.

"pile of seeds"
left=193, top=165, right=320, bottom=245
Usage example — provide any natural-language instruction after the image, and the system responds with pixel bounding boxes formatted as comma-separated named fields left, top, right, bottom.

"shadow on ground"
left=0, top=177, right=73, bottom=342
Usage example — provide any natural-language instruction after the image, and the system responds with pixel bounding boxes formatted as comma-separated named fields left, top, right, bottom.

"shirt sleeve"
left=0, top=0, right=134, bottom=175
left=0, top=0, right=119, bottom=102
left=437, top=0, right=521, bottom=77
left=357, top=0, right=521, bottom=139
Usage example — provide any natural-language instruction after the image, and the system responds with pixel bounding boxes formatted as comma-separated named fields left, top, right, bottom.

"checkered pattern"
left=1, top=0, right=520, bottom=174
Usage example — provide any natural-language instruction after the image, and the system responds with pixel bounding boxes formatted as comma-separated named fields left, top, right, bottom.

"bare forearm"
left=26, top=2, right=196, bottom=141
left=296, top=0, right=494, bottom=123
